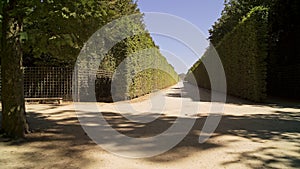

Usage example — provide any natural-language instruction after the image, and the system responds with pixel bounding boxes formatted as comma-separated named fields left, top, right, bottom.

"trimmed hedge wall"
left=185, top=48, right=211, bottom=90
left=186, top=7, right=268, bottom=102
left=100, top=33, right=178, bottom=101
left=122, top=34, right=178, bottom=100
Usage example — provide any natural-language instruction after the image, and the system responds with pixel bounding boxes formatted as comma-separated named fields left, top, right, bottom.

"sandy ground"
left=0, top=82, right=300, bottom=169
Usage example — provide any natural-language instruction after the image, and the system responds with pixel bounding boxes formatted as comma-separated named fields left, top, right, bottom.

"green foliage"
left=90, top=1, right=179, bottom=101
left=127, top=54, right=178, bottom=99
left=1, top=0, right=178, bottom=101
left=21, top=0, right=110, bottom=66
left=0, top=0, right=141, bottom=66
left=206, top=0, right=300, bottom=99
left=187, top=7, right=269, bottom=102
left=106, top=32, right=178, bottom=101
left=185, top=46, right=212, bottom=90
left=126, top=34, right=178, bottom=99
left=209, top=0, right=273, bottom=46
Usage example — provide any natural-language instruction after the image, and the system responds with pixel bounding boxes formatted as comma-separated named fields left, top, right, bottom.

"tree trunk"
left=1, top=0, right=28, bottom=138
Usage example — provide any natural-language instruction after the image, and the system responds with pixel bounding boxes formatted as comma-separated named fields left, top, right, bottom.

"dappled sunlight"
left=1, top=89, right=300, bottom=168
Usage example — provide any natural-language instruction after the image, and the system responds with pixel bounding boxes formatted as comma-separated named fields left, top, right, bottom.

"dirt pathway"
left=1, top=82, right=300, bottom=168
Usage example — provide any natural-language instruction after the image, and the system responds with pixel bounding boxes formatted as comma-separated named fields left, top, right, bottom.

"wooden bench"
left=25, top=97, right=63, bottom=104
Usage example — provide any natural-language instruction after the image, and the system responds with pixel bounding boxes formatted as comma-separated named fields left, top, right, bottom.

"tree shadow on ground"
left=0, top=107, right=98, bottom=169
left=97, top=110, right=300, bottom=168
left=0, top=101, right=300, bottom=168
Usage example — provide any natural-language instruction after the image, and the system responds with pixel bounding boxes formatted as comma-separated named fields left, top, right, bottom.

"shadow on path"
left=1, top=81, right=300, bottom=168
left=1, top=103, right=299, bottom=168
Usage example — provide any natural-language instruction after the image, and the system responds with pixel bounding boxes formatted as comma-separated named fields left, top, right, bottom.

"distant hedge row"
left=117, top=34, right=178, bottom=100
left=186, top=7, right=268, bottom=102
left=99, top=33, right=178, bottom=101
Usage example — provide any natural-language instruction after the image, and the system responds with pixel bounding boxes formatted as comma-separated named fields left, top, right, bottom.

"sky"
left=137, top=0, right=225, bottom=74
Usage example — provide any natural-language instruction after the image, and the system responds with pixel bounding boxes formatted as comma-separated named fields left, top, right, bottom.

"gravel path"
left=1, top=82, right=300, bottom=169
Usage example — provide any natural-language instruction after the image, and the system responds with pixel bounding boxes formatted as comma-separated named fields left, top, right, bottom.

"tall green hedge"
left=94, top=12, right=178, bottom=101
left=186, top=7, right=268, bottom=102
left=121, top=33, right=178, bottom=100
left=99, top=32, right=178, bottom=101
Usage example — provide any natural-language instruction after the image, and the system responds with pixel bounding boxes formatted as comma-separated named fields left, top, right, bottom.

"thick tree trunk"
left=1, top=1, right=28, bottom=138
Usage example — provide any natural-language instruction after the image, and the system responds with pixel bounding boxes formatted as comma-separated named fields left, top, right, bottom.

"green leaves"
left=187, top=7, right=269, bottom=102
left=209, top=0, right=272, bottom=46
left=20, top=0, right=150, bottom=67
left=19, top=31, right=28, bottom=41
left=2, top=0, right=178, bottom=99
